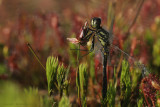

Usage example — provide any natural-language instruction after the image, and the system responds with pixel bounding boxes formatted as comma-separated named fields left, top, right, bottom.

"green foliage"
left=24, top=87, right=43, bottom=107
left=107, top=2, right=114, bottom=27
left=63, top=80, right=70, bottom=96
left=58, top=96, right=71, bottom=107
left=120, top=60, right=131, bottom=106
left=100, top=97, right=107, bottom=107
left=42, top=95, right=54, bottom=107
left=24, top=87, right=39, bottom=96
left=68, top=34, right=78, bottom=67
left=156, top=91, right=160, bottom=107
left=46, top=56, right=59, bottom=95
left=137, top=97, right=143, bottom=107
left=57, top=64, right=66, bottom=88
left=101, top=67, right=116, bottom=107
left=144, top=29, right=154, bottom=47
left=76, top=68, right=80, bottom=99
left=131, top=66, right=142, bottom=89
left=78, top=63, right=88, bottom=107
left=46, top=56, right=70, bottom=97
left=152, top=38, right=160, bottom=66
left=155, top=16, right=160, bottom=32
left=137, top=90, right=145, bottom=107
left=0, top=81, right=42, bottom=107
left=113, top=66, right=117, bottom=87
left=0, top=64, right=7, bottom=74
left=0, top=45, right=7, bottom=75
left=57, top=64, right=70, bottom=97
left=107, top=83, right=116, bottom=107
left=2, top=45, right=9, bottom=58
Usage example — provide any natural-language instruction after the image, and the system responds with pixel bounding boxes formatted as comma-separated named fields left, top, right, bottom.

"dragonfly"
left=68, top=16, right=120, bottom=100
left=67, top=15, right=149, bottom=101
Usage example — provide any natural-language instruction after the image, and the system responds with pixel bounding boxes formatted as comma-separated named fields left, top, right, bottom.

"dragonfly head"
left=91, top=17, right=101, bottom=29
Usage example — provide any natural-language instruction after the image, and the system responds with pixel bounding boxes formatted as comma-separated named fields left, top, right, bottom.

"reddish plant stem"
left=141, top=78, right=151, bottom=107
left=125, top=0, right=145, bottom=37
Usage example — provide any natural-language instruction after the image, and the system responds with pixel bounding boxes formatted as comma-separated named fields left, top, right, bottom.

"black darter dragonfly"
left=67, top=15, right=148, bottom=101
left=78, top=17, right=114, bottom=100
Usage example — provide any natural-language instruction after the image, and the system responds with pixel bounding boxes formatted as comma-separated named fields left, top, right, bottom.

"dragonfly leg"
left=79, top=50, right=94, bottom=59
left=70, top=48, right=89, bottom=51
left=77, top=36, right=95, bottom=59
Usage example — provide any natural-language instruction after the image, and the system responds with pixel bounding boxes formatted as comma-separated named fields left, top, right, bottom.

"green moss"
left=153, top=39, right=160, bottom=66
left=0, top=64, right=7, bottom=74
left=58, top=96, right=71, bottom=107
left=107, top=83, right=116, bottom=107
left=46, top=56, right=59, bottom=95
left=0, top=81, right=42, bottom=107
left=78, top=63, right=88, bottom=107
left=120, top=60, right=131, bottom=106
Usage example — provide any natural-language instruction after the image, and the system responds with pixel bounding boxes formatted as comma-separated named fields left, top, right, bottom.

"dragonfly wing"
left=109, top=15, right=115, bottom=46
left=109, top=15, right=115, bottom=35
left=110, top=44, right=148, bottom=73
left=107, top=51, right=111, bottom=66
left=110, top=44, right=136, bottom=66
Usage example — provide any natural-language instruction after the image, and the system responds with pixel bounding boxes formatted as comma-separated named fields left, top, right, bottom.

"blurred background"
left=0, top=0, right=160, bottom=106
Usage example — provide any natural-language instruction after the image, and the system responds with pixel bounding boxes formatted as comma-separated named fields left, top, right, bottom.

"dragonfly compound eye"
left=91, top=17, right=101, bottom=29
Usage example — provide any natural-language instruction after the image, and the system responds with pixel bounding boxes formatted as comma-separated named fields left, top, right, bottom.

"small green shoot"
left=46, top=56, right=59, bottom=95
left=58, top=95, right=71, bottom=107
left=77, top=63, right=88, bottom=107
left=120, top=60, right=131, bottom=106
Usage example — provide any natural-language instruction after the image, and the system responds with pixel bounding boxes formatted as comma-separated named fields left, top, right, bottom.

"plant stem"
left=77, top=44, right=82, bottom=107
left=27, top=43, right=46, bottom=71
left=125, top=0, right=145, bottom=37
left=141, top=79, right=151, bottom=107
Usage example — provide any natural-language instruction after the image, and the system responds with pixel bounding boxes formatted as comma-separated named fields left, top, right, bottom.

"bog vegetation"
left=0, top=0, right=160, bottom=106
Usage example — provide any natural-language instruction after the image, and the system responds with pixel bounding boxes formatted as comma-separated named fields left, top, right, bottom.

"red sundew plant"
left=141, top=74, right=160, bottom=107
